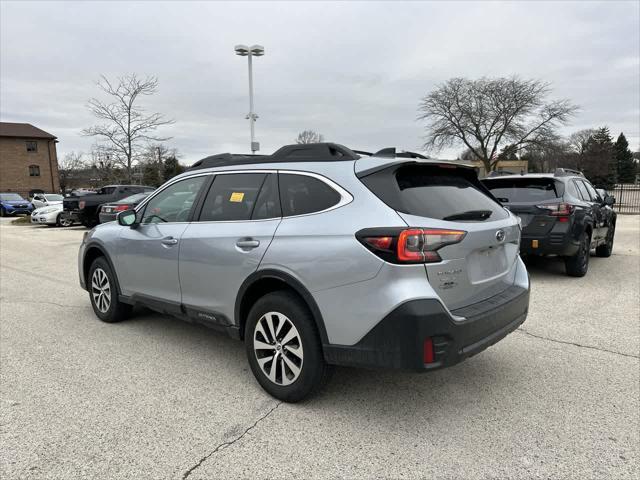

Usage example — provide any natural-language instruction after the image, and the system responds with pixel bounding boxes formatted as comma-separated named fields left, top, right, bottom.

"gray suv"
left=78, top=143, right=530, bottom=402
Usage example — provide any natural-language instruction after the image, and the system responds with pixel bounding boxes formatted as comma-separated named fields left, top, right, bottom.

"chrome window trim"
left=133, top=168, right=353, bottom=224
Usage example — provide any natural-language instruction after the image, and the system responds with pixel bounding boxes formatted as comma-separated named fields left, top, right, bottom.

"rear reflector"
left=423, top=337, right=435, bottom=364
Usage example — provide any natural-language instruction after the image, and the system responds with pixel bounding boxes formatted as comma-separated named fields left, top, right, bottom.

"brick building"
left=0, top=122, right=60, bottom=197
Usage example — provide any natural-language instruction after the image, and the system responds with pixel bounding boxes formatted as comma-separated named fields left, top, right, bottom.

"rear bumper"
left=323, top=284, right=529, bottom=371
left=520, top=233, right=579, bottom=256
left=98, top=212, right=117, bottom=224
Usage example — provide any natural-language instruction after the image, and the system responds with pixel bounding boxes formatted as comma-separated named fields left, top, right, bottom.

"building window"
left=29, top=165, right=40, bottom=177
left=26, top=141, right=38, bottom=152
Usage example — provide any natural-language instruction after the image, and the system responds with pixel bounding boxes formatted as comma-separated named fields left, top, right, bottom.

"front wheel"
left=0, top=207, right=7, bottom=217
left=88, top=257, right=132, bottom=323
left=565, top=232, right=591, bottom=277
left=245, top=291, right=331, bottom=403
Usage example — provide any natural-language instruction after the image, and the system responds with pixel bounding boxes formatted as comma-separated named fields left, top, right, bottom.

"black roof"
left=188, top=143, right=360, bottom=171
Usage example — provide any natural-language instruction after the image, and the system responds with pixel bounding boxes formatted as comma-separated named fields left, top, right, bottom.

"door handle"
left=161, top=236, right=179, bottom=246
left=236, top=239, right=260, bottom=249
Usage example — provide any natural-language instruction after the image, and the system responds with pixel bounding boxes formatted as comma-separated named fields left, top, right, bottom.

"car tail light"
left=114, top=204, right=130, bottom=212
left=537, top=203, right=574, bottom=217
left=79, top=200, right=85, bottom=209
left=359, top=228, right=466, bottom=264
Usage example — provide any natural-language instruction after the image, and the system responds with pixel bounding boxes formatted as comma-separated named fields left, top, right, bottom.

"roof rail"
left=186, top=143, right=360, bottom=171
left=554, top=167, right=584, bottom=177
left=486, top=170, right=517, bottom=177
left=374, top=147, right=429, bottom=159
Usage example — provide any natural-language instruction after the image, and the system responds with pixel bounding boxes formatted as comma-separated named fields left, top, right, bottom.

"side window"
left=583, top=181, right=601, bottom=202
left=252, top=174, right=281, bottom=220
left=26, top=141, right=37, bottom=152
left=574, top=180, right=590, bottom=201
left=279, top=173, right=341, bottom=217
left=28, top=165, right=40, bottom=177
left=565, top=180, right=579, bottom=198
left=141, top=176, right=206, bottom=224
left=199, top=173, right=266, bottom=222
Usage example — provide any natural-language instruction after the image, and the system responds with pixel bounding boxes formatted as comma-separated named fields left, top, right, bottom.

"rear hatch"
left=482, top=177, right=565, bottom=237
left=358, top=161, right=520, bottom=311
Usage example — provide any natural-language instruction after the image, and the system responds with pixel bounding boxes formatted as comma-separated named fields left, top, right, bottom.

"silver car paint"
left=79, top=156, right=530, bottom=347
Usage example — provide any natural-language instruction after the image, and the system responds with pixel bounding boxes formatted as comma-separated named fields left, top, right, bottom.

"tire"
left=595, top=222, right=615, bottom=258
left=244, top=291, right=332, bottom=403
left=0, top=207, right=8, bottom=217
left=87, top=257, right=132, bottom=323
left=565, top=231, right=591, bottom=277
left=56, top=213, right=73, bottom=228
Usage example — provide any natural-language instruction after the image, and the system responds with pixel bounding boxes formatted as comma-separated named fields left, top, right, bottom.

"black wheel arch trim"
left=83, top=242, right=123, bottom=296
left=235, top=269, right=330, bottom=346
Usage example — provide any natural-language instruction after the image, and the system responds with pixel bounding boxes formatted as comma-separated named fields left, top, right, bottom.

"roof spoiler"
left=554, top=168, right=584, bottom=177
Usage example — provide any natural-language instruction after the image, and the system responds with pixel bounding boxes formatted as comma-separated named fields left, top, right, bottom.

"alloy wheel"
left=91, top=268, right=111, bottom=313
left=253, top=311, right=304, bottom=386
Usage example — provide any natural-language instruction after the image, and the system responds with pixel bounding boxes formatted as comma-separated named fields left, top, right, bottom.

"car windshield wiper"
left=442, top=210, right=493, bottom=221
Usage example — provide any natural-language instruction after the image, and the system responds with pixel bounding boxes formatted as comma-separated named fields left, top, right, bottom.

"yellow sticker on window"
left=229, top=192, right=245, bottom=203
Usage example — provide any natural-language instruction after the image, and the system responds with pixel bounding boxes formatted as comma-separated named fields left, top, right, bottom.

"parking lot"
left=0, top=215, right=638, bottom=479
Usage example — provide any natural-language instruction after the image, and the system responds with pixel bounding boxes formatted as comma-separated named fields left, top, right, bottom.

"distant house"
left=465, top=159, right=529, bottom=178
left=0, top=122, right=60, bottom=197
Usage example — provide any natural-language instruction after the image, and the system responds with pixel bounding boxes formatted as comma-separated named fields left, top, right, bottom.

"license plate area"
left=467, top=245, right=508, bottom=283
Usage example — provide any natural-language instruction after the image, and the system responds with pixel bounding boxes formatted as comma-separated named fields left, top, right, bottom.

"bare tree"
left=567, top=128, right=596, bottom=155
left=82, top=74, right=174, bottom=183
left=58, top=151, right=86, bottom=192
left=296, top=130, right=325, bottom=144
left=419, top=76, right=578, bottom=172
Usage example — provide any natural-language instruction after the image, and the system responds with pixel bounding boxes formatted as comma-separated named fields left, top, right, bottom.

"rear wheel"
left=56, top=213, right=73, bottom=227
left=565, top=231, right=591, bottom=277
left=88, top=257, right=132, bottom=322
left=595, top=222, right=615, bottom=257
left=245, top=291, right=331, bottom=402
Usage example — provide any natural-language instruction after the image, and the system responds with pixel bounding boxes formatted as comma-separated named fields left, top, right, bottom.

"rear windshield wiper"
left=442, top=210, right=493, bottom=221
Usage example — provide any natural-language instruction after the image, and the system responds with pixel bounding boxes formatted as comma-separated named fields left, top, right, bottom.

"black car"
left=482, top=169, right=616, bottom=277
left=98, top=192, right=152, bottom=224
left=63, top=185, right=154, bottom=228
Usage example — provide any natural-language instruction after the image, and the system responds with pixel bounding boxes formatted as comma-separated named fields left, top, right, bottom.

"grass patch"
left=10, top=216, right=32, bottom=225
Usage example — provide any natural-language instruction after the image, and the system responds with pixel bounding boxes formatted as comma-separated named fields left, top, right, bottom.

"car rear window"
left=483, top=178, right=562, bottom=203
left=360, top=164, right=508, bottom=221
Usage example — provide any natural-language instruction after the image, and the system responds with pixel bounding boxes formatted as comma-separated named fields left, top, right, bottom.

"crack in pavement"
left=516, top=328, right=639, bottom=359
left=0, top=298, right=87, bottom=309
left=182, top=402, right=281, bottom=479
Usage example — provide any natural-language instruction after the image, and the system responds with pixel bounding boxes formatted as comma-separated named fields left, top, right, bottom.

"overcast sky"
left=1, top=1, right=639, bottom=165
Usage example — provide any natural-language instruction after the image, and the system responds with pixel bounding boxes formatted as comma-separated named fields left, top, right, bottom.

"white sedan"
left=31, top=193, right=64, bottom=209
left=30, top=204, right=74, bottom=227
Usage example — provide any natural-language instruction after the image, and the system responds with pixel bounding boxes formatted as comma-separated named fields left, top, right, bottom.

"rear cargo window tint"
left=361, top=164, right=507, bottom=221
left=483, top=178, right=561, bottom=203
left=279, top=174, right=341, bottom=217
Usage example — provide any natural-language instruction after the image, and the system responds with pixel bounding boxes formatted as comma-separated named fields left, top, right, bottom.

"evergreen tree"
left=162, top=156, right=185, bottom=182
left=614, top=133, right=637, bottom=183
left=582, top=126, right=617, bottom=188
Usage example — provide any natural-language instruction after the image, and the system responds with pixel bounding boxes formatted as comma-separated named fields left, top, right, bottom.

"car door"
left=582, top=180, right=608, bottom=241
left=115, top=175, right=208, bottom=307
left=179, top=172, right=281, bottom=324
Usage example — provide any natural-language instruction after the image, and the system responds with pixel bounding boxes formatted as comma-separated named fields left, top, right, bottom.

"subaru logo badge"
left=495, top=229, right=506, bottom=243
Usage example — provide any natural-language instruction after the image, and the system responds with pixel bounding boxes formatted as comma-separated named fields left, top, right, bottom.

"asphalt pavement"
left=1, top=215, right=638, bottom=479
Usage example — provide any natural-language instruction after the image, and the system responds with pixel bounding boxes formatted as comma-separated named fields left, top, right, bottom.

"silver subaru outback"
left=78, top=143, right=529, bottom=402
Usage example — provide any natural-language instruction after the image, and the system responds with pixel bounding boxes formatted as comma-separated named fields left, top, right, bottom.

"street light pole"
left=235, top=44, right=264, bottom=154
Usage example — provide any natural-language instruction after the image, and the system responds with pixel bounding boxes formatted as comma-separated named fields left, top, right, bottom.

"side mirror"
left=117, top=209, right=137, bottom=227
left=604, top=195, right=615, bottom=206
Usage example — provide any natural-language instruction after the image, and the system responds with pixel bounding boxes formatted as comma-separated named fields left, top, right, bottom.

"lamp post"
left=234, top=44, right=264, bottom=153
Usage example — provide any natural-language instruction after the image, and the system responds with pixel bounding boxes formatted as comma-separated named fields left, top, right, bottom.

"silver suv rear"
left=78, top=143, right=530, bottom=402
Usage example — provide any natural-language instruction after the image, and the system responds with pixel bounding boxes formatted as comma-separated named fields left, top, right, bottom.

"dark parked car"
left=98, top=192, right=152, bottom=224
left=0, top=193, right=34, bottom=216
left=63, top=185, right=154, bottom=228
left=482, top=169, right=616, bottom=277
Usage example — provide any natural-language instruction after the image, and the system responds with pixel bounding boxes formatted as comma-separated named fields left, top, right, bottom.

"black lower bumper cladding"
left=324, top=285, right=529, bottom=371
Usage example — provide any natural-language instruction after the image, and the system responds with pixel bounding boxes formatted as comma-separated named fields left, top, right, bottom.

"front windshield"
left=45, top=194, right=64, bottom=201
left=0, top=193, right=25, bottom=201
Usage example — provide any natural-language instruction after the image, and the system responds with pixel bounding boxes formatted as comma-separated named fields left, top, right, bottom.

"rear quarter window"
left=279, top=173, right=341, bottom=217
left=361, top=164, right=508, bottom=221
left=483, top=178, right=563, bottom=203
